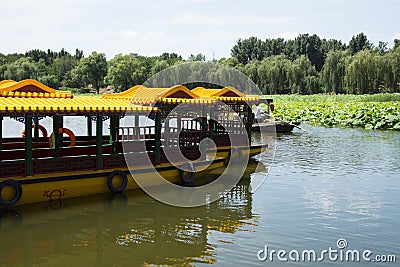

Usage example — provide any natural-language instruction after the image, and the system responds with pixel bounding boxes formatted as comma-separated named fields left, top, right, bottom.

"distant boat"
left=252, top=121, right=301, bottom=133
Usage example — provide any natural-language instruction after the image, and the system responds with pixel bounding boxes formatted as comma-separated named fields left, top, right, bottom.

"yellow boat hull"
left=208, top=144, right=267, bottom=159
left=1, top=144, right=266, bottom=207
left=0, top=158, right=225, bottom=207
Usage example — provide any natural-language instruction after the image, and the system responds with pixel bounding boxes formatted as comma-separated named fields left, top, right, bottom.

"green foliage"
left=256, top=55, right=291, bottom=94
left=73, top=52, right=108, bottom=94
left=0, top=32, right=399, bottom=96
left=188, top=53, right=206, bottom=61
left=270, top=94, right=400, bottom=130
left=2, top=57, right=39, bottom=81
left=232, top=33, right=400, bottom=95
left=231, top=37, right=265, bottom=65
left=348, top=33, right=373, bottom=55
left=105, top=54, right=148, bottom=92
left=320, top=50, right=349, bottom=93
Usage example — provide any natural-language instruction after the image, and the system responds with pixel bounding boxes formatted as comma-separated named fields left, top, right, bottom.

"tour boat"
left=0, top=79, right=267, bottom=207
left=250, top=99, right=301, bottom=133
left=252, top=121, right=301, bottom=133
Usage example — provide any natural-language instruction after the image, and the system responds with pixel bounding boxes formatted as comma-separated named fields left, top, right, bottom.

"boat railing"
left=161, top=127, right=207, bottom=147
left=180, top=119, right=202, bottom=130
left=0, top=136, right=111, bottom=150
left=0, top=160, right=26, bottom=178
left=213, top=120, right=247, bottom=135
left=117, top=126, right=155, bottom=141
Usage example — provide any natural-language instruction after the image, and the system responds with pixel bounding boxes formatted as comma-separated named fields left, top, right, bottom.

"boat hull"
left=0, top=158, right=225, bottom=207
left=208, top=144, right=267, bottom=159
left=252, top=121, right=300, bottom=133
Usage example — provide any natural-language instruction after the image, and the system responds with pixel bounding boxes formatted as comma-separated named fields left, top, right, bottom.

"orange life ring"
left=22, top=124, right=48, bottom=138
left=49, top=128, right=76, bottom=148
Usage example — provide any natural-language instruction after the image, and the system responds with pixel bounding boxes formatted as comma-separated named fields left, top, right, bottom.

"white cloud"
left=117, top=31, right=165, bottom=41
left=393, top=33, right=400, bottom=40
left=172, top=0, right=220, bottom=3
left=118, top=30, right=140, bottom=40
left=276, top=32, right=299, bottom=40
left=169, top=14, right=294, bottom=27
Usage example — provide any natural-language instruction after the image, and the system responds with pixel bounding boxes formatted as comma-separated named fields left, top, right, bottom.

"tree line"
left=0, top=32, right=399, bottom=95
left=230, top=33, right=400, bottom=94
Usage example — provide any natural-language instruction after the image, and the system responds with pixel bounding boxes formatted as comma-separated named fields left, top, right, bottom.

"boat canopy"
left=0, top=79, right=263, bottom=115
left=102, top=85, right=145, bottom=101
left=192, top=86, right=259, bottom=102
left=0, top=79, right=72, bottom=98
left=103, top=84, right=212, bottom=105
left=0, top=80, right=155, bottom=115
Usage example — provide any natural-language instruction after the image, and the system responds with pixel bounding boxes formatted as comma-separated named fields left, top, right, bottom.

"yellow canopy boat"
left=0, top=80, right=267, bottom=207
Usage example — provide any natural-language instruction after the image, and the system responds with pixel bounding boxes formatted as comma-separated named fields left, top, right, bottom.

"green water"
left=1, top=125, right=399, bottom=266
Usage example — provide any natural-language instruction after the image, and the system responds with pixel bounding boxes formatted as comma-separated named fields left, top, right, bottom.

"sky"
left=1, top=0, right=399, bottom=60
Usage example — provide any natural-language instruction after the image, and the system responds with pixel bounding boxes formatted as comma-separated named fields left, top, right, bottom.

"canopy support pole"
left=0, top=115, right=3, bottom=151
left=33, top=117, right=39, bottom=141
left=96, top=113, right=103, bottom=170
left=109, top=115, right=119, bottom=154
left=87, top=116, right=93, bottom=138
left=25, top=115, right=33, bottom=176
left=155, top=111, right=161, bottom=165
left=52, top=115, right=63, bottom=157
left=246, top=104, right=252, bottom=143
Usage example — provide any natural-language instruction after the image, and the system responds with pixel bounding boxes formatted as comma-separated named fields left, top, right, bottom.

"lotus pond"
left=268, top=93, right=400, bottom=130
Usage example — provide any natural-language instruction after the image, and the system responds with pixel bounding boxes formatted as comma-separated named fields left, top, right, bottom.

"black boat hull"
left=252, top=121, right=300, bottom=133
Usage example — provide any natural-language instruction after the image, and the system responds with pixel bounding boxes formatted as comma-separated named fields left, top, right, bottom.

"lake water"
left=0, top=124, right=399, bottom=266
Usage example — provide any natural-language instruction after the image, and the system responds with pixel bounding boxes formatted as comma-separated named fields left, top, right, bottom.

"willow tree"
left=345, top=50, right=380, bottom=94
left=288, top=55, right=317, bottom=94
left=320, top=50, right=349, bottom=94
left=257, top=55, right=291, bottom=94
left=380, top=50, right=400, bottom=92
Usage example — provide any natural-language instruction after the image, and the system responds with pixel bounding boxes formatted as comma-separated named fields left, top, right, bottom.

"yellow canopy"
left=129, top=85, right=200, bottom=105
left=102, top=84, right=206, bottom=104
left=0, top=96, right=156, bottom=114
left=102, top=85, right=145, bottom=101
left=192, top=86, right=259, bottom=102
left=0, top=79, right=72, bottom=98
left=0, top=80, right=155, bottom=114
left=0, top=79, right=257, bottom=115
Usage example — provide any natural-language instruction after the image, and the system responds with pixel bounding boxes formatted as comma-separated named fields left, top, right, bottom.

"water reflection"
left=2, top=125, right=398, bottom=266
left=0, top=175, right=258, bottom=266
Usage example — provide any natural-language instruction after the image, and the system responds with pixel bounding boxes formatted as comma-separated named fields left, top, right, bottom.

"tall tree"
left=3, top=57, right=38, bottom=81
left=72, top=52, right=107, bottom=94
left=320, top=50, right=349, bottom=93
left=377, top=41, right=388, bottom=54
left=292, top=34, right=324, bottom=72
left=345, top=50, right=379, bottom=94
left=257, top=55, right=291, bottom=94
left=393, top=39, right=400, bottom=51
left=348, top=33, right=372, bottom=55
left=105, top=54, right=148, bottom=91
left=159, top=52, right=182, bottom=65
left=288, top=55, right=318, bottom=94
left=321, top=38, right=347, bottom=52
left=231, top=37, right=265, bottom=65
left=188, top=53, right=206, bottom=61
left=263, top=38, right=286, bottom=57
